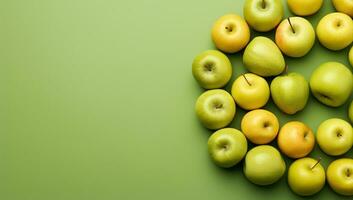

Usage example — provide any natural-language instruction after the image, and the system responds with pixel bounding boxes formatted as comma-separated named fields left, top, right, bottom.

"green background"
left=1, top=0, right=353, bottom=199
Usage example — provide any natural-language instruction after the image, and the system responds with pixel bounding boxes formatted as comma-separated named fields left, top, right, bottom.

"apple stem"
left=242, top=74, right=252, bottom=86
left=262, top=0, right=266, bottom=8
left=311, top=157, right=322, bottom=170
left=288, top=18, right=295, bottom=34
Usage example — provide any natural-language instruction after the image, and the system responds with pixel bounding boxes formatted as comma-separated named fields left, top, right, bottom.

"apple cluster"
left=192, top=0, right=353, bottom=197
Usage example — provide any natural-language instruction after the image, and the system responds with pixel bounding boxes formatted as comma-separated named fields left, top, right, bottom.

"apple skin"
left=288, top=157, right=325, bottom=196
left=275, top=17, right=315, bottom=57
left=211, top=14, right=250, bottom=53
left=278, top=121, right=315, bottom=159
left=316, top=12, right=353, bottom=51
left=208, top=128, right=248, bottom=168
left=231, top=73, right=270, bottom=110
left=349, top=45, right=353, bottom=67
left=192, top=50, right=232, bottom=89
left=287, top=0, right=323, bottom=16
left=241, top=109, right=279, bottom=144
left=332, top=0, right=353, bottom=17
left=243, top=36, right=285, bottom=77
left=270, top=72, right=309, bottom=114
left=327, top=158, right=353, bottom=196
left=349, top=100, right=353, bottom=123
left=195, top=89, right=236, bottom=130
left=244, top=145, right=286, bottom=185
left=316, top=118, right=353, bottom=156
left=243, top=0, right=283, bottom=32
left=309, top=62, right=353, bottom=107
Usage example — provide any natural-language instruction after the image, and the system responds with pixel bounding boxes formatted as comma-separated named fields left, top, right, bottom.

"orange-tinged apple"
left=241, top=109, right=279, bottom=144
left=278, top=121, right=315, bottom=159
left=211, top=14, right=250, bottom=53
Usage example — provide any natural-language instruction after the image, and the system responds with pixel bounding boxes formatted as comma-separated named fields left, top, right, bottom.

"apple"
left=270, top=72, right=309, bottom=114
left=332, top=0, right=353, bottom=17
left=316, top=118, right=353, bottom=156
left=349, top=100, right=353, bottom=123
left=195, top=89, right=236, bottom=130
left=287, top=0, right=323, bottom=16
left=243, top=36, right=285, bottom=77
left=241, top=109, right=279, bottom=144
left=244, top=145, right=286, bottom=185
left=327, top=158, right=353, bottom=196
left=316, top=12, right=353, bottom=51
left=208, top=128, right=248, bottom=168
left=231, top=73, right=270, bottom=110
left=192, top=50, right=232, bottom=89
left=288, top=157, right=325, bottom=196
left=310, top=62, right=353, bottom=107
left=243, top=0, right=283, bottom=32
left=278, top=121, right=315, bottom=159
left=349, top=45, right=353, bottom=67
left=275, top=17, right=315, bottom=57
left=211, top=14, right=250, bottom=53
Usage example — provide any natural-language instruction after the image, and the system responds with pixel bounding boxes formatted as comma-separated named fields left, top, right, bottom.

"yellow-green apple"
left=192, top=50, right=232, bottom=89
left=348, top=46, right=353, bottom=67
left=211, top=14, right=250, bottom=53
left=349, top=101, right=353, bottom=123
left=241, top=109, right=279, bottom=144
left=275, top=17, right=315, bottom=57
left=316, top=118, right=353, bottom=156
left=287, top=0, right=323, bottom=16
left=231, top=73, right=270, bottom=110
left=244, top=0, right=283, bottom=32
left=310, top=62, right=353, bottom=107
left=327, top=158, right=353, bottom=196
left=316, top=12, right=353, bottom=50
left=270, top=72, right=309, bottom=114
left=332, top=0, right=353, bottom=17
left=195, top=89, right=235, bottom=130
left=278, top=121, right=315, bottom=159
left=244, top=145, right=286, bottom=185
left=243, top=36, right=285, bottom=77
left=288, top=157, right=325, bottom=196
left=208, top=128, right=248, bottom=168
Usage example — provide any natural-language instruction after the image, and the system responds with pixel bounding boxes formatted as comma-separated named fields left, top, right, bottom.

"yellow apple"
left=332, top=0, right=353, bottom=17
left=287, top=0, right=323, bottom=16
left=349, top=46, right=353, bottom=67
left=211, top=14, right=250, bottom=53
left=231, top=73, right=270, bottom=110
left=241, top=109, right=279, bottom=144
left=327, top=158, right=353, bottom=196
left=316, top=12, right=353, bottom=51
left=278, top=121, right=315, bottom=159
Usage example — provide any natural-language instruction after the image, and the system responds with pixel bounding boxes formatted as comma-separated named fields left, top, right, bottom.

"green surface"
left=1, top=0, right=352, bottom=199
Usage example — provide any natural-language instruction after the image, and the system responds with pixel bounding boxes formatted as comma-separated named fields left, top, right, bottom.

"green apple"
left=287, top=0, right=323, bottom=16
left=332, top=0, right=353, bottom=17
left=243, top=37, right=285, bottom=77
left=243, top=0, right=283, bottom=32
left=349, top=100, right=353, bottom=123
left=316, top=12, right=353, bottom=51
left=310, top=62, right=353, bottom=107
left=288, top=157, right=325, bottom=196
left=208, top=128, right=248, bottom=168
left=275, top=17, right=315, bottom=57
left=270, top=72, right=309, bottom=114
left=327, top=158, right=353, bottom=196
left=192, top=50, right=232, bottom=89
left=244, top=145, right=286, bottom=185
left=195, top=89, right=236, bottom=130
left=317, top=118, right=353, bottom=156
left=231, top=73, right=270, bottom=110
left=349, top=45, right=353, bottom=67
